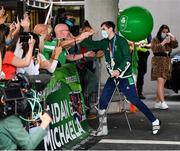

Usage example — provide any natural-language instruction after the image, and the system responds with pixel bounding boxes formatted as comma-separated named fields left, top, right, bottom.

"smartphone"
left=20, top=35, right=31, bottom=43
left=33, top=48, right=39, bottom=58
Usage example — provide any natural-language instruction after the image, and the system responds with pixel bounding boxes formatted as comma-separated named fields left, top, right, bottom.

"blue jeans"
left=99, top=77, right=156, bottom=123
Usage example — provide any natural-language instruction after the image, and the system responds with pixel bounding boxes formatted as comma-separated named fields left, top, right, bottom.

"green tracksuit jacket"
left=80, top=34, right=132, bottom=78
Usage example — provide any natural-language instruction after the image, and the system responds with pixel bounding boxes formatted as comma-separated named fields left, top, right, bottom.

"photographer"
left=0, top=109, right=52, bottom=150
left=15, top=31, right=62, bottom=75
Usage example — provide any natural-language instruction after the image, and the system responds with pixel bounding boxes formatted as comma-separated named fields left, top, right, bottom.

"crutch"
left=91, top=62, right=132, bottom=135
left=113, top=78, right=132, bottom=132
left=88, top=58, right=102, bottom=112
left=113, top=62, right=132, bottom=131
left=91, top=80, right=118, bottom=136
left=91, top=78, right=132, bottom=136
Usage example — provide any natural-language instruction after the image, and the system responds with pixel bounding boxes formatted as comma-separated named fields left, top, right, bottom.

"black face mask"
left=65, top=18, right=75, bottom=27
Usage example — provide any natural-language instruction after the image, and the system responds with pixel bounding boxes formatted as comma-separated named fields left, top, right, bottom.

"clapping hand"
left=84, top=51, right=95, bottom=57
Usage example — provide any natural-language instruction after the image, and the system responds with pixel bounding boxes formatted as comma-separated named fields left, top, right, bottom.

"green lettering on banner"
left=43, top=63, right=92, bottom=150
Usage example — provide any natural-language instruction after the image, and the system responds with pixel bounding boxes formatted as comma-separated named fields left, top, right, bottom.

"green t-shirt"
left=43, top=39, right=67, bottom=65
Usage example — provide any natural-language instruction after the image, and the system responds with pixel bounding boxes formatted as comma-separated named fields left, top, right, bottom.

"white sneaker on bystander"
left=154, top=102, right=161, bottom=109
left=160, top=101, right=168, bottom=109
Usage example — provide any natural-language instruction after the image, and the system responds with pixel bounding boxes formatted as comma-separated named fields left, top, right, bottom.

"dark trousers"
left=99, top=77, right=156, bottom=123
left=137, top=51, right=150, bottom=95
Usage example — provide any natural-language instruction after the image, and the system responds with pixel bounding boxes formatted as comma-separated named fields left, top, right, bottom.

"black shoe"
left=139, top=94, right=146, bottom=99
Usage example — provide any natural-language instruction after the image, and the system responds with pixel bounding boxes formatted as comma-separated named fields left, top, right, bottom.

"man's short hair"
left=101, top=21, right=115, bottom=32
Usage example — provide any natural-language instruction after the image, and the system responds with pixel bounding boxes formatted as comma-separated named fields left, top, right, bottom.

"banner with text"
left=42, top=63, right=92, bottom=150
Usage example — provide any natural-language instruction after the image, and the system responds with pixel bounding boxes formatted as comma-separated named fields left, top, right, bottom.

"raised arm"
left=11, top=36, right=35, bottom=67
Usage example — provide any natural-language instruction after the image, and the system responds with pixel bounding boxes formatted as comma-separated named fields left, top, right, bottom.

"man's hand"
left=96, top=50, right=104, bottom=58
left=39, top=112, right=52, bottom=129
left=84, top=51, right=95, bottom=57
left=111, top=70, right=120, bottom=78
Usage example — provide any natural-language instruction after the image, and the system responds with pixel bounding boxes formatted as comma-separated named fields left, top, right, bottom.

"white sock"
left=152, top=119, right=159, bottom=125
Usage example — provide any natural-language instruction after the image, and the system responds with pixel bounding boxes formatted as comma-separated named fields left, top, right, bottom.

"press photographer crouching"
left=0, top=73, right=52, bottom=150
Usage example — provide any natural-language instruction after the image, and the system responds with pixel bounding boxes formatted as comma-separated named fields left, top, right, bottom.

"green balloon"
left=117, top=6, right=153, bottom=42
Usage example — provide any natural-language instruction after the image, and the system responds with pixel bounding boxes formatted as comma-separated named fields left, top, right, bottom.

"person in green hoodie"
left=80, top=21, right=161, bottom=136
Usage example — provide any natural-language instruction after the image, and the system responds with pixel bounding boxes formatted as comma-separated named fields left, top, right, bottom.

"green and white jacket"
left=80, top=34, right=132, bottom=78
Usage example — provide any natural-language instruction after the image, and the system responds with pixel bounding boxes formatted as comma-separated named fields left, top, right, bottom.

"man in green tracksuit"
left=0, top=112, right=52, bottom=150
left=80, top=21, right=161, bottom=136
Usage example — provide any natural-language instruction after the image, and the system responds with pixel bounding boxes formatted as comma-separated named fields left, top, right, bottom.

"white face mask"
left=161, top=32, right=167, bottom=39
left=101, top=30, right=108, bottom=38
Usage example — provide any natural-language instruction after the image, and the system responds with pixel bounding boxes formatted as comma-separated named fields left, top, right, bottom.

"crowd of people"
left=0, top=6, right=99, bottom=150
left=0, top=5, right=179, bottom=150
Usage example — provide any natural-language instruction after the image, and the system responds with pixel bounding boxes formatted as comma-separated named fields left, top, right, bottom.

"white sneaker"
left=99, top=109, right=106, bottom=115
left=91, top=126, right=108, bottom=136
left=160, top=101, right=168, bottom=109
left=152, top=119, right=161, bottom=135
left=154, top=102, right=161, bottom=109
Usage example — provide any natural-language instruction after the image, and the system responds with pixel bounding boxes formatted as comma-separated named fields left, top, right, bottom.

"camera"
left=0, top=73, right=30, bottom=116
left=33, top=48, right=39, bottom=57
left=33, top=48, right=39, bottom=65
left=20, top=34, right=31, bottom=43
left=0, top=74, right=40, bottom=119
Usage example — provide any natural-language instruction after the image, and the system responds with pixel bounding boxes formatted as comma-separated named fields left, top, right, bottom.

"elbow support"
left=47, top=60, right=58, bottom=73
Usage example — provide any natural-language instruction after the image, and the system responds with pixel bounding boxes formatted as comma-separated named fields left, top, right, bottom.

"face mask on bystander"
left=161, top=32, right=167, bottom=39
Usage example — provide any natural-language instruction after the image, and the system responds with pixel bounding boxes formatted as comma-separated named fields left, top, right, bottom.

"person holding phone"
left=151, top=24, right=178, bottom=109
left=15, top=32, right=62, bottom=75
left=1, top=24, right=35, bottom=80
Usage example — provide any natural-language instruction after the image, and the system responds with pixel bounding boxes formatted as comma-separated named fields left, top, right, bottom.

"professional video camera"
left=0, top=73, right=46, bottom=120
